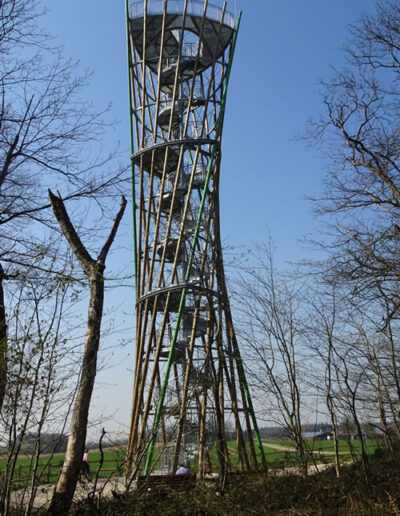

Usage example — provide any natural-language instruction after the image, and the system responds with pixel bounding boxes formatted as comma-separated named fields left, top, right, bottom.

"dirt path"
left=10, top=477, right=130, bottom=512
left=263, top=442, right=348, bottom=456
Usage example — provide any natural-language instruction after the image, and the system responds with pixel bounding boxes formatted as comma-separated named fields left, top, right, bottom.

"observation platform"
left=129, top=1, right=235, bottom=78
left=132, top=138, right=216, bottom=176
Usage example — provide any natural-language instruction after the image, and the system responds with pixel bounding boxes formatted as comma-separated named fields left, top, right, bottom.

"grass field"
left=197, top=438, right=381, bottom=472
left=0, top=447, right=127, bottom=486
left=262, top=439, right=381, bottom=468
left=264, top=438, right=379, bottom=453
left=0, top=438, right=383, bottom=488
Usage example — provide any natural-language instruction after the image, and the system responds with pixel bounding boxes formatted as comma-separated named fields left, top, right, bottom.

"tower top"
left=129, top=0, right=235, bottom=29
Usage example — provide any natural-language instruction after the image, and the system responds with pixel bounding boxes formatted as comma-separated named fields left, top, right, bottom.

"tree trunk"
left=326, top=394, right=340, bottom=478
left=0, top=263, right=7, bottom=414
left=48, top=275, right=104, bottom=515
left=47, top=191, right=126, bottom=515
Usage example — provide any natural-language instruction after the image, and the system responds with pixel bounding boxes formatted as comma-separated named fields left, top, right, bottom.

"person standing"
left=80, top=449, right=92, bottom=482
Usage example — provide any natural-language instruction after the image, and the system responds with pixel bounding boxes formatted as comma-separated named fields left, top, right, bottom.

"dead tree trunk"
left=47, top=191, right=126, bottom=516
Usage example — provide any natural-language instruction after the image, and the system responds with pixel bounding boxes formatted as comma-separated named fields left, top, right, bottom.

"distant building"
left=303, top=430, right=333, bottom=441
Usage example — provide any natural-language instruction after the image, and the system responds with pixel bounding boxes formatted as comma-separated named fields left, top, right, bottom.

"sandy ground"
left=269, top=462, right=336, bottom=477
left=10, top=477, right=131, bottom=512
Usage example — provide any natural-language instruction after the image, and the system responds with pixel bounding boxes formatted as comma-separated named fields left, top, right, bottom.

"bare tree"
left=306, top=1, right=400, bottom=474
left=305, top=273, right=400, bottom=478
left=310, top=0, right=400, bottom=298
left=0, top=3, right=130, bottom=513
left=0, top=0, right=124, bottom=227
left=234, top=242, right=309, bottom=474
left=0, top=255, right=81, bottom=515
left=47, top=192, right=126, bottom=516
left=343, top=300, right=400, bottom=448
left=305, top=285, right=343, bottom=477
left=0, top=0, right=128, bottom=411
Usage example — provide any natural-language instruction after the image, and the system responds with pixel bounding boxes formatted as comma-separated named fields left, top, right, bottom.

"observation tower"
left=125, top=0, right=266, bottom=478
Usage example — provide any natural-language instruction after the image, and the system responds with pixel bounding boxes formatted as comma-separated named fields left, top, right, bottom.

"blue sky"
left=41, top=0, right=378, bottom=435
left=43, top=0, right=377, bottom=258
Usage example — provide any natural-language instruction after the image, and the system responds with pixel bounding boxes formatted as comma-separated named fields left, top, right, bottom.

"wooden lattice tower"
left=125, top=0, right=266, bottom=478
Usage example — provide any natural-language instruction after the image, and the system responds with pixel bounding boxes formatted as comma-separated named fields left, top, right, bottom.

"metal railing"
left=129, top=0, right=235, bottom=29
left=138, top=125, right=211, bottom=149
left=160, top=42, right=200, bottom=60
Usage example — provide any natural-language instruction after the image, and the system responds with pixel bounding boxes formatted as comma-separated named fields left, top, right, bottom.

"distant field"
left=1, top=439, right=385, bottom=487
left=261, top=439, right=382, bottom=468
left=0, top=447, right=127, bottom=486
left=212, top=439, right=382, bottom=470
left=264, top=438, right=379, bottom=452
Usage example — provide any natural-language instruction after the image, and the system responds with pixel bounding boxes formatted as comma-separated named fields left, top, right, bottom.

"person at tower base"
left=176, top=464, right=190, bottom=475
left=80, top=449, right=92, bottom=482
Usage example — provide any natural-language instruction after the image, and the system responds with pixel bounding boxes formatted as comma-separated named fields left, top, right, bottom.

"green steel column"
left=143, top=12, right=243, bottom=476
left=125, top=0, right=138, bottom=297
